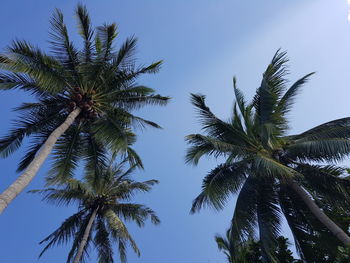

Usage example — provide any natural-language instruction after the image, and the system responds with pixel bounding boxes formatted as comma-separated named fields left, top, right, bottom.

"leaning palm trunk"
left=288, top=180, right=350, bottom=245
left=0, top=108, right=81, bottom=214
left=73, top=207, right=99, bottom=263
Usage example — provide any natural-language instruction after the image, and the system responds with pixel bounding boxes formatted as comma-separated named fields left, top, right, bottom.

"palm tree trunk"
left=73, top=207, right=98, bottom=263
left=0, top=108, right=81, bottom=214
left=288, top=180, right=350, bottom=245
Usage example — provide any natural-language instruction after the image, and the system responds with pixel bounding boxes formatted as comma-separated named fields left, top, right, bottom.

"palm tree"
left=186, top=50, right=350, bottom=261
left=215, top=230, right=299, bottom=263
left=30, top=159, right=160, bottom=263
left=215, top=229, right=258, bottom=263
left=0, top=4, right=169, bottom=213
left=215, top=228, right=237, bottom=263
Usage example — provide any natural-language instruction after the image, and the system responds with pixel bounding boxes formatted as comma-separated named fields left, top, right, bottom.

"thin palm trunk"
left=0, top=108, right=81, bottom=214
left=288, top=180, right=350, bottom=245
left=73, top=207, right=98, bottom=263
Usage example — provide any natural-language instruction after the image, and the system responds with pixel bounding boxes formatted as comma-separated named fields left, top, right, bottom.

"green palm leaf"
left=75, top=4, right=94, bottom=63
left=191, top=162, right=247, bottom=212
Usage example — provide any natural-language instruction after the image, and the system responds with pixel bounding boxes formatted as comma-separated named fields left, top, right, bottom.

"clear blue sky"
left=1, top=1, right=350, bottom=262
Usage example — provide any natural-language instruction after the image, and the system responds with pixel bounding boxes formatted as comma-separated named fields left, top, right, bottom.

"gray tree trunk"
left=0, top=108, right=81, bottom=214
left=73, top=207, right=99, bottom=263
left=289, top=180, right=350, bottom=245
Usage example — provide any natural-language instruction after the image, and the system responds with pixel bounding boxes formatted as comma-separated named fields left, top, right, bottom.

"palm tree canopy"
left=31, top=159, right=160, bottom=263
left=0, top=4, right=169, bottom=183
left=186, top=50, right=350, bottom=262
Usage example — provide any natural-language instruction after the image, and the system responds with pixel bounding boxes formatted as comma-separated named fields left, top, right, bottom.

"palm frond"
left=111, top=93, right=170, bottom=110
left=251, top=153, right=297, bottom=179
left=113, top=36, right=137, bottom=68
left=123, top=147, right=144, bottom=169
left=94, top=219, right=114, bottom=263
left=185, top=134, right=251, bottom=165
left=253, top=50, right=288, bottom=124
left=96, top=23, right=118, bottom=61
left=276, top=72, right=314, bottom=117
left=92, top=118, right=131, bottom=152
left=232, top=77, right=247, bottom=117
left=105, top=107, right=161, bottom=131
left=105, top=209, right=140, bottom=262
left=47, top=123, right=84, bottom=184
left=112, top=180, right=158, bottom=201
left=38, top=210, right=86, bottom=258
left=112, top=203, right=160, bottom=226
left=293, top=117, right=350, bottom=140
left=3, top=40, right=67, bottom=93
left=215, top=229, right=236, bottom=263
left=0, top=72, right=51, bottom=97
left=134, top=60, right=163, bottom=75
left=76, top=4, right=94, bottom=63
left=49, top=8, right=79, bottom=76
left=256, top=182, right=281, bottom=262
left=30, top=178, right=93, bottom=206
left=231, top=176, right=258, bottom=242
left=287, top=138, right=350, bottom=162
left=81, top=134, right=109, bottom=184
left=190, top=94, right=251, bottom=144
left=191, top=162, right=247, bottom=212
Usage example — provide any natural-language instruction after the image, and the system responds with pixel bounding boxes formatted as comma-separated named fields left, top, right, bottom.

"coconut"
left=83, top=103, right=90, bottom=111
left=75, top=94, right=83, bottom=102
left=69, top=101, right=76, bottom=109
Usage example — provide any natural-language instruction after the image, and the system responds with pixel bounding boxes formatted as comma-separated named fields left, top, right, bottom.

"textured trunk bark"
left=289, top=180, right=350, bottom=245
left=0, top=108, right=81, bottom=214
left=73, top=207, right=98, bottom=263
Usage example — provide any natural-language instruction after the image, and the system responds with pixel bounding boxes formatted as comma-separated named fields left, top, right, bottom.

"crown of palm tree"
left=31, top=159, right=160, bottom=263
left=0, top=4, right=169, bottom=184
left=186, top=50, right=350, bottom=262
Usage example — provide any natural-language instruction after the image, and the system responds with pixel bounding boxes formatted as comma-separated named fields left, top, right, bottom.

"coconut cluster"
left=68, top=87, right=98, bottom=119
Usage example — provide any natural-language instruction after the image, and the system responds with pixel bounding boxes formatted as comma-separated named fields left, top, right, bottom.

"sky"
left=1, top=0, right=350, bottom=262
